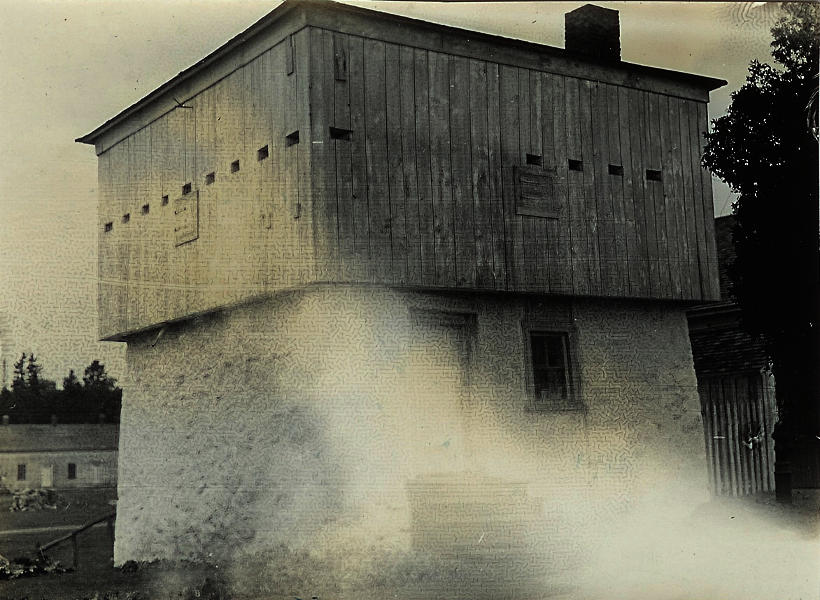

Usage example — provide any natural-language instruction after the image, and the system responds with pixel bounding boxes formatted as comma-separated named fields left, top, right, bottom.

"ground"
left=0, top=491, right=816, bottom=600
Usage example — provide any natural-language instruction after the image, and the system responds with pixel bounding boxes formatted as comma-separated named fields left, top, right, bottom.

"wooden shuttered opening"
left=514, top=165, right=560, bottom=219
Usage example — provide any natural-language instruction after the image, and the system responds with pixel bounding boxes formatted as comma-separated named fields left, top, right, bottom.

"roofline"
left=77, top=0, right=727, bottom=146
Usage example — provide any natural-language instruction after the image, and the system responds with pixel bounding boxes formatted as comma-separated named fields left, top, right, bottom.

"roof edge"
left=77, top=0, right=727, bottom=146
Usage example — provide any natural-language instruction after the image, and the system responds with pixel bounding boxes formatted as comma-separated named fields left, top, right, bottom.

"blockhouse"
left=78, top=1, right=726, bottom=592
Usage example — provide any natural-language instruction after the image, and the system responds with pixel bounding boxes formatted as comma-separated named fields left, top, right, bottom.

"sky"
left=0, top=1, right=782, bottom=385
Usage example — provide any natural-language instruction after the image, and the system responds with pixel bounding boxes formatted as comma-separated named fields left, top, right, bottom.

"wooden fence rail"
left=37, top=511, right=116, bottom=570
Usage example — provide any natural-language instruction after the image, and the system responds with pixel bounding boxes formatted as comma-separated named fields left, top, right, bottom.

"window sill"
left=527, top=401, right=584, bottom=413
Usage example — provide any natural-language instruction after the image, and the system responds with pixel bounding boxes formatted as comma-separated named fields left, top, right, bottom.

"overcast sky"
left=0, top=1, right=781, bottom=384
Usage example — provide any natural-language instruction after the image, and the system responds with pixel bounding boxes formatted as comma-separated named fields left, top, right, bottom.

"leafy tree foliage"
left=0, top=356, right=121, bottom=424
left=702, top=5, right=819, bottom=469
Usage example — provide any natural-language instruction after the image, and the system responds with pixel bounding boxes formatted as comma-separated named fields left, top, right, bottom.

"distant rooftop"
left=0, top=424, right=119, bottom=453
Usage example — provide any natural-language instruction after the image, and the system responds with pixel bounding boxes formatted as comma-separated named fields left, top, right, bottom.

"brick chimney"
left=565, top=4, right=621, bottom=62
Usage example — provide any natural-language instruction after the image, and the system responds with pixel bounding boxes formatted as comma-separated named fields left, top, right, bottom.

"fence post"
left=108, top=515, right=115, bottom=550
left=72, top=534, right=79, bottom=570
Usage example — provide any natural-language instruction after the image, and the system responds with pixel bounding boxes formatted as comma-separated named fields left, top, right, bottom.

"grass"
left=0, top=488, right=117, bottom=531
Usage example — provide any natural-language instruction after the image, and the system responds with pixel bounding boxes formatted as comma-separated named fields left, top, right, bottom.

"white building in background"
left=0, top=424, right=118, bottom=491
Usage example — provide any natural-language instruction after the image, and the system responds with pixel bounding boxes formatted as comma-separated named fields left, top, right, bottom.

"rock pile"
left=0, top=554, right=70, bottom=580
left=9, top=488, right=60, bottom=511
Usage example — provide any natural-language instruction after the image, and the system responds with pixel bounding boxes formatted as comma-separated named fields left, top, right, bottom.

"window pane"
left=545, top=335, right=566, bottom=368
left=531, top=333, right=547, bottom=367
left=530, top=332, right=572, bottom=404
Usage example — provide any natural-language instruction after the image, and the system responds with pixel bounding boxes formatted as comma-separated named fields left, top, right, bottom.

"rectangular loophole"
left=568, top=159, right=584, bottom=172
left=257, top=145, right=269, bottom=161
left=205, top=172, right=215, bottom=185
left=162, top=195, right=169, bottom=206
left=121, top=213, right=130, bottom=224
left=526, top=154, right=543, bottom=166
left=608, top=164, right=624, bottom=176
left=182, top=182, right=192, bottom=195
left=646, top=169, right=662, bottom=182
left=104, top=222, right=113, bottom=233
left=329, top=127, right=352, bottom=142
left=231, top=160, right=240, bottom=173
left=141, top=204, right=150, bottom=215
left=286, top=131, right=300, bottom=146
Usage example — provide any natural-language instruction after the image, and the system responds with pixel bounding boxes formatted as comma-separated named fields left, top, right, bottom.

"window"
left=162, top=195, right=169, bottom=206
left=231, top=160, right=240, bottom=173
left=182, top=182, right=192, bottom=195
left=17, top=464, right=26, bottom=481
left=67, top=463, right=77, bottom=479
left=141, top=203, right=150, bottom=215
left=205, top=172, right=215, bottom=185
left=568, top=159, right=584, bottom=172
left=257, top=145, right=269, bottom=161
left=608, top=164, right=624, bottom=176
left=104, top=222, right=113, bottom=233
left=286, top=130, right=300, bottom=146
left=122, top=213, right=130, bottom=224
left=527, top=330, right=580, bottom=411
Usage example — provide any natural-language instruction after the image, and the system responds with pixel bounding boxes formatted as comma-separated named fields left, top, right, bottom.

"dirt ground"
left=0, top=491, right=817, bottom=600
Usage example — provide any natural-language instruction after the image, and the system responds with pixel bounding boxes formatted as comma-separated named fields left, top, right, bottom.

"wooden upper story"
left=78, top=0, right=725, bottom=340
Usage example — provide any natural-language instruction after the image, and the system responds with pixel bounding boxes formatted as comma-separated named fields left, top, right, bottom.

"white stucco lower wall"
left=114, top=285, right=706, bottom=590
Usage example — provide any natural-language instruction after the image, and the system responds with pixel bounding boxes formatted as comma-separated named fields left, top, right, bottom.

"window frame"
left=522, top=323, right=583, bottom=412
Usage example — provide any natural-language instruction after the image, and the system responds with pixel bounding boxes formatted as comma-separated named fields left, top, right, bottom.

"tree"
left=11, top=353, right=26, bottom=393
left=702, top=4, right=820, bottom=499
left=82, top=359, right=117, bottom=390
left=82, top=360, right=122, bottom=423
left=62, top=369, right=81, bottom=394
left=26, top=353, right=42, bottom=390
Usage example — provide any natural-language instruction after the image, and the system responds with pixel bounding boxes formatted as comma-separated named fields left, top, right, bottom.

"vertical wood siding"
left=307, top=30, right=718, bottom=302
left=698, top=371, right=777, bottom=496
left=97, top=26, right=719, bottom=339
left=97, top=32, right=312, bottom=339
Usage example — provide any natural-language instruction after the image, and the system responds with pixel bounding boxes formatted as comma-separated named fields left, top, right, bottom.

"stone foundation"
left=114, top=285, right=706, bottom=588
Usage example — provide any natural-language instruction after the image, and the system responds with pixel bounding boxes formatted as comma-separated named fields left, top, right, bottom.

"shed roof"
left=0, top=425, right=119, bottom=453
left=77, top=0, right=726, bottom=146
left=688, top=214, right=771, bottom=376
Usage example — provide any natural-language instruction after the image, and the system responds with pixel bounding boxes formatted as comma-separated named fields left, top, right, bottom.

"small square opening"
left=526, top=153, right=543, bottom=166
left=568, top=159, right=583, bottom=172
left=646, top=169, right=662, bottom=182
left=329, top=127, right=352, bottom=142
left=608, top=164, right=624, bottom=176
left=162, top=195, right=169, bottom=206
left=257, top=145, right=269, bottom=161
left=141, top=204, right=150, bottom=215
left=286, top=130, right=300, bottom=146
left=182, top=182, right=192, bottom=195
left=231, top=160, right=240, bottom=173
left=104, top=222, right=113, bottom=233
left=205, top=172, right=215, bottom=185
left=122, top=213, right=130, bottom=224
